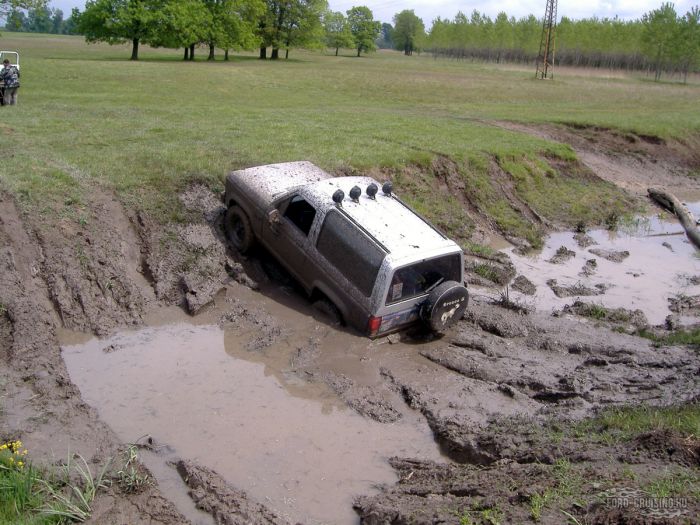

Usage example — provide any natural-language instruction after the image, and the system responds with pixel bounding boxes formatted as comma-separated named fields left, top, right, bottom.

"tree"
left=346, top=5, right=379, bottom=57
left=200, top=0, right=263, bottom=60
left=376, top=22, right=392, bottom=49
left=392, top=9, right=424, bottom=55
left=324, top=10, right=352, bottom=55
left=677, top=6, right=700, bottom=82
left=147, top=0, right=210, bottom=60
left=257, top=0, right=326, bottom=60
left=1, top=0, right=45, bottom=20
left=641, top=2, right=679, bottom=81
left=78, top=0, right=163, bottom=60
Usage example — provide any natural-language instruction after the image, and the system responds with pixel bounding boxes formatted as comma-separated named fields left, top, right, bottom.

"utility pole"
left=536, top=0, right=558, bottom=79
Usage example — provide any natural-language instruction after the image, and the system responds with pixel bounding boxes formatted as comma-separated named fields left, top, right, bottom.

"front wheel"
left=420, top=281, right=469, bottom=333
left=225, top=205, right=254, bottom=253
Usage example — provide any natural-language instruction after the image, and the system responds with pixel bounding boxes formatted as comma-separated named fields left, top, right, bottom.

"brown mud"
left=1, top=123, right=699, bottom=524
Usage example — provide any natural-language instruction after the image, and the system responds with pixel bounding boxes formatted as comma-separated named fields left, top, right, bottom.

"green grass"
left=572, top=404, right=700, bottom=444
left=0, top=33, right=697, bottom=237
left=638, top=327, right=700, bottom=348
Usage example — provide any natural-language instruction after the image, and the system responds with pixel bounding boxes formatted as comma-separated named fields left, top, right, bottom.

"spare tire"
left=420, top=281, right=469, bottom=333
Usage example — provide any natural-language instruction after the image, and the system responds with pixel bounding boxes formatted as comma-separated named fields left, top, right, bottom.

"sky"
left=44, top=0, right=700, bottom=26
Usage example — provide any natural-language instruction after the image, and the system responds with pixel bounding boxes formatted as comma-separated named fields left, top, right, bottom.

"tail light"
left=368, top=315, right=382, bottom=336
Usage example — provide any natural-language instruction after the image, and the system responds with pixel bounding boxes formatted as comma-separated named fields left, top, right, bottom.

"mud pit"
left=502, top=204, right=700, bottom=325
left=3, top=123, right=700, bottom=524
left=61, top=314, right=442, bottom=525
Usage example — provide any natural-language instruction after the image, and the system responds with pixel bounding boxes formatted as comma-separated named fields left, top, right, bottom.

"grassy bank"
left=0, top=34, right=698, bottom=240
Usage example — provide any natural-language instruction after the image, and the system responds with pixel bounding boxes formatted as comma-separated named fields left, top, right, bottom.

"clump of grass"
left=572, top=404, right=700, bottom=444
left=117, top=445, right=151, bottom=493
left=637, top=327, right=700, bottom=348
left=463, top=242, right=496, bottom=258
left=474, top=263, right=500, bottom=283
left=40, top=453, right=112, bottom=522
left=529, top=459, right=585, bottom=521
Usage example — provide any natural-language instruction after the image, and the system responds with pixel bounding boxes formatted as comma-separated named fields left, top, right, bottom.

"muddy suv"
left=224, top=161, right=469, bottom=337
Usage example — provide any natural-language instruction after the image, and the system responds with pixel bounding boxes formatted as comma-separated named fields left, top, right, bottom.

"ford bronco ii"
left=224, top=161, right=469, bottom=337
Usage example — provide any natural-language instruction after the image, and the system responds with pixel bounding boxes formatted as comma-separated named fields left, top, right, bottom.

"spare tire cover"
left=420, top=281, right=469, bottom=332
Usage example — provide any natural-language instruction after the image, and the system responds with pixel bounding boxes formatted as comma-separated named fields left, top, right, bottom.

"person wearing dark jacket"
left=1, top=59, right=20, bottom=106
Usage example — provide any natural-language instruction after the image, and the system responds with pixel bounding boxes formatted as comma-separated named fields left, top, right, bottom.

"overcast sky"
left=46, top=0, right=699, bottom=25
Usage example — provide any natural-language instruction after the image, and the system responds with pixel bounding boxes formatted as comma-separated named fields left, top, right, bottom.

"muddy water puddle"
left=62, top=316, right=442, bottom=524
left=506, top=206, right=700, bottom=325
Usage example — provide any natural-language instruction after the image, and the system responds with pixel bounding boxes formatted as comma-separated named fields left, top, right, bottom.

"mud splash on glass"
left=62, top=322, right=442, bottom=525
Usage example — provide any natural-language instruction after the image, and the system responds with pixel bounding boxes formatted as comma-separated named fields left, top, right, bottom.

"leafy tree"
left=346, top=5, right=380, bottom=57
left=323, top=10, right=352, bottom=56
left=148, top=0, right=210, bottom=60
left=78, top=0, right=163, bottom=60
left=677, top=6, right=700, bottom=82
left=392, top=9, right=424, bottom=55
left=5, top=8, right=27, bottom=30
left=258, top=0, right=326, bottom=60
left=0, top=0, right=44, bottom=20
left=642, top=2, right=679, bottom=80
left=27, top=5, right=51, bottom=32
left=376, top=22, right=392, bottom=49
left=280, top=0, right=326, bottom=58
left=201, top=0, right=263, bottom=60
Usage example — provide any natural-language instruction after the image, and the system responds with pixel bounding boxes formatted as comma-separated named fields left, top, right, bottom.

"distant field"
left=1, top=33, right=698, bottom=238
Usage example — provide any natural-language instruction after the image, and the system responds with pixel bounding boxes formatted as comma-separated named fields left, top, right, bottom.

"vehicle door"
left=261, top=193, right=319, bottom=290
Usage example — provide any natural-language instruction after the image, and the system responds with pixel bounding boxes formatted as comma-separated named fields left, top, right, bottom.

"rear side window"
left=284, top=196, right=316, bottom=236
left=317, top=211, right=385, bottom=297
left=386, top=254, right=461, bottom=304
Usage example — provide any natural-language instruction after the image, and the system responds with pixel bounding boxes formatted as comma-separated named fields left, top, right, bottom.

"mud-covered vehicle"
left=224, top=161, right=469, bottom=337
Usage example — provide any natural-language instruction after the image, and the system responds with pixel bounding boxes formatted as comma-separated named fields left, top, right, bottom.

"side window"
left=283, top=195, right=316, bottom=236
left=317, top=211, right=385, bottom=297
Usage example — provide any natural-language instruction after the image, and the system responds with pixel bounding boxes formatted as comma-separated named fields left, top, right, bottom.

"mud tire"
left=225, top=205, right=254, bottom=253
left=312, top=297, right=343, bottom=326
left=421, top=281, right=469, bottom=333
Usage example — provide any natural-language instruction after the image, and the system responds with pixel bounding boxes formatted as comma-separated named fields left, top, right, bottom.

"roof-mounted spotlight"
left=349, top=186, right=362, bottom=202
left=366, top=183, right=378, bottom=200
left=382, top=181, right=393, bottom=196
left=332, top=189, right=345, bottom=206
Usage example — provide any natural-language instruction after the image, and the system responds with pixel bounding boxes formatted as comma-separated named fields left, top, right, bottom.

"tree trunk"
left=271, top=48, right=279, bottom=60
left=259, top=46, right=267, bottom=59
left=208, top=43, right=215, bottom=60
left=285, top=48, right=289, bottom=59
left=224, top=49, right=229, bottom=61
left=335, top=47, right=339, bottom=56
left=130, top=38, right=139, bottom=61
left=189, top=44, right=195, bottom=61
left=357, top=47, right=361, bottom=57
left=184, top=47, right=189, bottom=60
left=648, top=187, right=700, bottom=249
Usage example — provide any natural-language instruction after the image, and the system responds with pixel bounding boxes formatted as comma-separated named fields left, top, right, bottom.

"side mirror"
left=268, top=209, right=281, bottom=232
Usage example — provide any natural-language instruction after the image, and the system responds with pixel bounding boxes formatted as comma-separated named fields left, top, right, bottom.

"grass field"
left=1, top=33, right=699, bottom=241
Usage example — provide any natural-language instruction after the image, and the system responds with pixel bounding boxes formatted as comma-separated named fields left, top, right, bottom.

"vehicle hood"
left=228, top=161, right=332, bottom=205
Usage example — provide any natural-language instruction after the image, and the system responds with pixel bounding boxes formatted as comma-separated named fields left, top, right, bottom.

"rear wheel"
left=420, top=281, right=469, bottom=333
left=225, top=205, right=254, bottom=253
left=312, top=297, right=343, bottom=326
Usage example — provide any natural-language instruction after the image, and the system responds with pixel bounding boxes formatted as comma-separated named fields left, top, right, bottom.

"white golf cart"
left=0, top=51, right=20, bottom=106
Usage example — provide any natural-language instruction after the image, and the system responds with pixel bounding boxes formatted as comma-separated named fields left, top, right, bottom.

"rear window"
left=317, top=211, right=385, bottom=297
left=386, top=254, right=461, bottom=305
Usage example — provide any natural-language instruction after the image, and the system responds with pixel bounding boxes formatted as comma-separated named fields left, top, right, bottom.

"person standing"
left=1, top=59, right=20, bottom=106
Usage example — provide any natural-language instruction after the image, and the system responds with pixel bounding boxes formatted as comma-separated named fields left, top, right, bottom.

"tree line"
left=2, top=0, right=698, bottom=81
left=4, top=5, right=79, bottom=34
left=424, top=3, right=700, bottom=81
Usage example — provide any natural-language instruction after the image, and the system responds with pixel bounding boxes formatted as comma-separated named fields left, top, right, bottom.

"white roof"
left=303, top=176, right=458, bottom=261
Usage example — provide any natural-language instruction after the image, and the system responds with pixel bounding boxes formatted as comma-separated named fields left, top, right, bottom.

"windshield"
left=386, top=254, right=461, bottom=305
